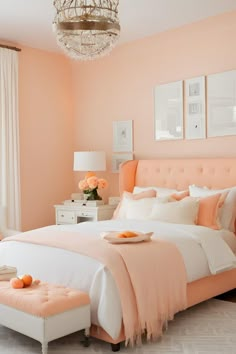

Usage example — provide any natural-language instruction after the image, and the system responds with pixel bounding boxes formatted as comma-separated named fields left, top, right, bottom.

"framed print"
left=207, top=69, right=236, bottom=137
left=185, top=76, right=206, bottom=139
left=112, top=153, right=133, bottom=173
left=113, top=120, right=133, bottom=152
left=154, top=80, right=183, bottom=140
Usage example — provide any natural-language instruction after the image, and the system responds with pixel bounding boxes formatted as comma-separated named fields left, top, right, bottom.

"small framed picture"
left=207, top=69, right=236, bottom=137
left=113, top=120, right=133, bottom=152
left=154, top=80, right=184, bottom=140
left=185, top=76, right=206, bottom=139
left=112, top=153, right=133, bottom=173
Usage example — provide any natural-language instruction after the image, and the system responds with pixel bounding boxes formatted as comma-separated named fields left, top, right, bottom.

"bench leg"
left=81, top=328, right=90, bottom=347
left=111, top=343, right=121, bottom=352
left=85, top=327, right=90, bottom=337
left=41, top=341, right=48, bottom=354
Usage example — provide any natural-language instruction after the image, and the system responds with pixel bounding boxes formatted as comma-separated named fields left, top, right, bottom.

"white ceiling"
left=0, top=0, right=236, bottom=53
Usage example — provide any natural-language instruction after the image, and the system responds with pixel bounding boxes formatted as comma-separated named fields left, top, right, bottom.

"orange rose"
left=98, top=178, right=108, bottom=189
left=78, top=179, right=89, bottom=191
left=87, top=176, right=98, bottom=189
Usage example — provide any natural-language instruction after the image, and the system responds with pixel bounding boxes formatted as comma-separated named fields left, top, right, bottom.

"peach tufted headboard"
left=119, top=158, right=236, bottom=194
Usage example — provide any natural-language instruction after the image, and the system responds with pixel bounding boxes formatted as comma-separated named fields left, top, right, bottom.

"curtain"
left=0, top=48, right=21, bottom=232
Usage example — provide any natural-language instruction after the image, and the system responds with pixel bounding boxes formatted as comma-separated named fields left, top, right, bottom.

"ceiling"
left=0, top=0, right=236, bottom=54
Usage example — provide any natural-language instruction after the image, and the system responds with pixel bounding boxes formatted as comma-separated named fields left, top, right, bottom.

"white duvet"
left=0, top=220, right=235, bottom=339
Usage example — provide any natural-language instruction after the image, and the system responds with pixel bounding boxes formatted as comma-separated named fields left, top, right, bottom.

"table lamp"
left=73, top=151, right=106, bottom=176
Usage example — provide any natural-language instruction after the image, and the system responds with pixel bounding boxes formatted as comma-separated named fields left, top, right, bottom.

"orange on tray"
left=21, top=274, right=33, bottom=287
left=117, top=231, right=138, bottom=238
left=10, top=278, right=24, bottom=289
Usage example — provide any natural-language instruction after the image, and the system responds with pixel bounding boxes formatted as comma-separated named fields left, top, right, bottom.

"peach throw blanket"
left=4, top=230, right=187, bottom=344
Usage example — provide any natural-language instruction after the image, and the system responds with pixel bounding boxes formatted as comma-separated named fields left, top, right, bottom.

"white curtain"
left=0, top=48, right=21, bottom=232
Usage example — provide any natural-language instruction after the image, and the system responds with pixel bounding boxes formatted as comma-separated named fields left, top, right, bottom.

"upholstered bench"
left=0, top=281, right=91, bottom=354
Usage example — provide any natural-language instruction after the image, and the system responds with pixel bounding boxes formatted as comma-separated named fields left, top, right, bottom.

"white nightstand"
left=54, top=203, right=116, bottom=225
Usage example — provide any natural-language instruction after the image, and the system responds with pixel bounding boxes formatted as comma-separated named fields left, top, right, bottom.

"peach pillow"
left=189, top=185, right=236, bottom=232
left=196, top=192, right=228, bottom=230
left=112, top=190, right=157, bottom=219
left=171, top=190, right=189, bottom=201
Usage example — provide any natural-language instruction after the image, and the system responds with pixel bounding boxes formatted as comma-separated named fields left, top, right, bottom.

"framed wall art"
left=111, top=153, right=133, bottom=173
left=207, top=69, right=236, bottom=137
left=113, top=120, right=133, bottom=152
left=154, top=80, right=183, bottom=140
left=185, top=76, right=206, bottom=139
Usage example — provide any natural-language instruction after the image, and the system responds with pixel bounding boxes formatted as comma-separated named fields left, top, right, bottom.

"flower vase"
left=84, top=189, right=102, bottom=201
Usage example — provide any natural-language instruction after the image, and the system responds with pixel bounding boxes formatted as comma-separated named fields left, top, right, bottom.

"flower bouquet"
left=78, top=174, right=108, bottom=201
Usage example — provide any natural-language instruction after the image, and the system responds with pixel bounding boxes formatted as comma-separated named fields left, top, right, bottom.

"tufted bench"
left=0, top=281, right=91, bottom=354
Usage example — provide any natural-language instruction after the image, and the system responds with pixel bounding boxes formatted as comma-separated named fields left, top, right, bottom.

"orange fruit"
left=117, top=231, right=138, bottom=238
left=21, top=274, right=33, bottom=287
left=123, top=231, right=138, bottom=238
left=117, top=233, right=126, bottom=238
left=10, top=278, right=24, bottom=289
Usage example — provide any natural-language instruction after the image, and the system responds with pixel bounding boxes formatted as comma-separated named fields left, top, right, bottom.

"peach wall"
left=19, top=47, right=75, bottom=230
left=71, top=10, right=236, bottom=197
left=6, top=10, right=236, bottom=230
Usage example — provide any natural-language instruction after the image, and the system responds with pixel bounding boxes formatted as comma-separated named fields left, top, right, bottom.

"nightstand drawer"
left=57, top=210, right=76, bottom=224
left=77, top=210, right=94, bottom=218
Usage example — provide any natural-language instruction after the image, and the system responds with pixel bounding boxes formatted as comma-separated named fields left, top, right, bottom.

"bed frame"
left=93, top=158, right=236, bottom=351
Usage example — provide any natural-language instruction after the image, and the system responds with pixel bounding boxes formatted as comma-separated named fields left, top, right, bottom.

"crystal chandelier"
left=53, top=0, right=120, bottom=60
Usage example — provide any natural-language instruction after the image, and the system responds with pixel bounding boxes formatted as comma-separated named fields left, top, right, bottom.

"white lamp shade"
left=73, top=151, right=106, bottom=171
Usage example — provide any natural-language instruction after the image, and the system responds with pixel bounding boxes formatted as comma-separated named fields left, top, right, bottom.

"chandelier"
left=53, top=0, right=120, bottom=60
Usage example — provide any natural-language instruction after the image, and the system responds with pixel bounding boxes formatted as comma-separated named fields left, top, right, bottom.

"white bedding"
left=0, top=219, right=235, bottom=339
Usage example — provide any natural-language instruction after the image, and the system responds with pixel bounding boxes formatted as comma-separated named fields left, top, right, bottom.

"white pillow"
left=133, top=186, right=178, bottom=197
left=189, top=185, right=210, bottom=197
left=148, top=197, right=199, bottom=225
left=125, top=198, right=157, bottom=220
left=189, top=185, right=236, bottom=232
left=112, top=190, right=157, bottom=220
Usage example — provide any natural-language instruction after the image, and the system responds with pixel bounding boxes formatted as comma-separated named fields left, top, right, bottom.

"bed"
left=0, top=157, right=236, bottom=351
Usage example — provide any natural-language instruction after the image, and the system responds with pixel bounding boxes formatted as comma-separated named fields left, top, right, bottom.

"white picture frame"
left=154, top=80, right=183, bottom=140
left=111, top=153, right=133, bottom=173
left=185, top=76, right=206, bottom=139
left=207, top=69, right=236, bottom=137
left=113, top=120, right=133, bottom=152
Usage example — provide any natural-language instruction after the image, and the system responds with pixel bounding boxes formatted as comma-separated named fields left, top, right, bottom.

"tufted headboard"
left=119, top=158, right=236, bottom=194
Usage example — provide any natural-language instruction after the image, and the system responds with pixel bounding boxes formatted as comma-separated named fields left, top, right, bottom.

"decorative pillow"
left=148, top=197, right=199, bottom=225
left=125, top=198, right=159, bottom=220
left=133, top=186, right=178, bottom=197
left=196, top=193, right=227, bottom=230
left=189, top=185, right=209, bottom=197
left=112, top=190, right=157, bottom=219
left=171, top=190, right=189, bottom=201
left=189, top=185, right=236, bottom=231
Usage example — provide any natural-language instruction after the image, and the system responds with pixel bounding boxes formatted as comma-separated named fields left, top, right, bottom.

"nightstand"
left=54, top=203, right=116, bottom=225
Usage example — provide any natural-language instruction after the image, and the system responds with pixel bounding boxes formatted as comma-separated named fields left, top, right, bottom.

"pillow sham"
left=196, top=192, right=227, bottom=230
left=133, top=186, right=178, bottom=197
left=148, top=197, right=199, bottom=225
left=125, top=198, right=159, bottom=220
left=112, top=190, right=157, bottom=219
left=171, top=190, right=189, bottom=201
left=189, top=185, right=236, bottom=232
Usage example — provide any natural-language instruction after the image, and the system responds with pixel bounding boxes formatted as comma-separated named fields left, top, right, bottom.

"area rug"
left=0, top=299, right=236, bottom=353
